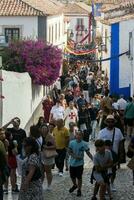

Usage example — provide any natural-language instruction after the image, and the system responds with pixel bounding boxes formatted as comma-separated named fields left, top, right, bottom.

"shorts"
left=70, top=165, right=83, bottom=180
left=124, top=118, right=134, bottom=127
left=93, top=171, right=109, bottom=184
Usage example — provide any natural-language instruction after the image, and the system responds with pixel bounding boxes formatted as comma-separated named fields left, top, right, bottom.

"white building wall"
left=0, top=16, right=38, bottom=39
left=96, top=21, right=111, bottom=77
left=119, top=19, right=134, bottom=89
left=0, top=70, right=43, bottom=128
left=67, top=15, right=89, bottom=43
left=47, top=14, right=67, bottom=48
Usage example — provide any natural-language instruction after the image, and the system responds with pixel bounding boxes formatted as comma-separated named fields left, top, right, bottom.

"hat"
left=106, top=115, right=115, bottom=121
left=104, top=115, right=116, bottom=124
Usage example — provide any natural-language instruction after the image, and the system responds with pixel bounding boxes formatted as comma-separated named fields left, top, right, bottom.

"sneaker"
left=12, top=188, right=20, bottom=193
left=91, top=197, right=97, bottom=200
left=77, top=189, right=82, bottom=197
left=3, top=189, right=8, bottom=194
left=12, top=185, right=19, bottom=193
left=47, top=185, right=52, bottom=191
left=111, top=184, right=116, bottom=192
left=69, top=185, right=77, bottom=193
left=59, top=172, right=63, bottom=177
left=44, top=185, right=52, bottom=191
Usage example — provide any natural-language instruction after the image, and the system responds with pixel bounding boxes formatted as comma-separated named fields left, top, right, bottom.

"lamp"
left=98, top=43, right=106, bottom=52
left=84, top=28, right=88, bottom=34
left=70, top=31, right=74, bottom=38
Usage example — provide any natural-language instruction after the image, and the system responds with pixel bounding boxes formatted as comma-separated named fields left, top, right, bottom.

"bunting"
left=65, top=46, right=96, bottom=56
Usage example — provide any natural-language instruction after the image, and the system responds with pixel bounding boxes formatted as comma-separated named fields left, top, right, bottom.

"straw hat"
left=104, top=115, right=117, bottom=124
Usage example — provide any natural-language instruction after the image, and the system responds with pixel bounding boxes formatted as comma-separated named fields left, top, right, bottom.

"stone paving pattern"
left=4, top=142, right=134, bottom=200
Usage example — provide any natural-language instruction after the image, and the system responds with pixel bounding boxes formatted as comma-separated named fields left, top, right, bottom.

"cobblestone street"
left=4, top=143, right=134, bottom=200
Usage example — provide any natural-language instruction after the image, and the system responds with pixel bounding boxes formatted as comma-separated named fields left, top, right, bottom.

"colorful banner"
left=65, top=46, right=96, bottom=56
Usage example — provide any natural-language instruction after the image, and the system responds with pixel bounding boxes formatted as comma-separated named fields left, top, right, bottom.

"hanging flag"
left=92, top=0, right=95, bottom=16
left=65, top=46, right=96, bottom=56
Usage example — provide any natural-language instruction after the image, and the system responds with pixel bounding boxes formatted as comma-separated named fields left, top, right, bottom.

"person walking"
left=92, top=139, right=113, bottom=200
left=49, top=99, right=64, bottom=124
left=18, top=137, right=43, bottom=200
left=53, top=119, right=69, bottom=176
left=68, top=130, right=92, bottom=197
left=0, top=128, right=8, bottom=200
left=3, top=117, right=26, bottom=193
left=41, top=124, right=56, bottom=190
left=64, top=101, right=78, bottom=129
left=42, top=95, right=53, bottom=123
left=124, top=97, right=134, bottom=137
left=98, top=115, right=124, bottom=191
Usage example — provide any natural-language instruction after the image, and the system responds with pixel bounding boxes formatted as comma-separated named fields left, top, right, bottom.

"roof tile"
left=0, top=0, right=44, bottom=16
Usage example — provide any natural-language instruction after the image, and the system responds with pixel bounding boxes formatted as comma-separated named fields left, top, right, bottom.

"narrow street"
left=4, top=142, right=134, bottom=200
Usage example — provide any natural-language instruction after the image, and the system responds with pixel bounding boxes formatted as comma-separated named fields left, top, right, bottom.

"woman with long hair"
left=18, top=137, right=43, bottom=200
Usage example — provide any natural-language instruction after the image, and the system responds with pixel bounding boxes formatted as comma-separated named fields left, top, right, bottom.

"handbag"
left=127, top=157, right=134, bottom=170
left=43, top=149, right=58, bottom=158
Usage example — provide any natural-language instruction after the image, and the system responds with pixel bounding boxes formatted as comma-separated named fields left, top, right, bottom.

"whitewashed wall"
left=47, top=14, right=67, bottom=48
left=68, top=15, right=89, bottom=42
left=119, top=19, right=134, bottom=89
left=96, top=21, right=111, bottom=77
left=0, top=16, right=38, bottom=39
left=0, top=70, right=43, bottom=128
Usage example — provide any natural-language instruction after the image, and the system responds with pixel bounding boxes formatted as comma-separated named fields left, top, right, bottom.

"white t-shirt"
left=98, top=127, right=123, bottom=154
left=117, top=98, right=127, bottom=110
left=112, top=102, right=119, bottom=110
left=86, top=75, right=93, bottom=84
left=64, top=107, right=78, bottom=129
left=50, top=105, right=64, bottom=120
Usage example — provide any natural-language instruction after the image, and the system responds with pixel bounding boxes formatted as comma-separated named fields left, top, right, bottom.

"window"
left=5, top=28, right=20, bottom=42
left=52, top=26, right=54, bottom=43
left=55, top=24, right=57, bottom=41
left=76, top=18, right=84, bottom=31
left=49, top=26, right=51, bottom=43
left=76, top=32, right=83, bottom=43
left=59, top=22, right=60, bottom=39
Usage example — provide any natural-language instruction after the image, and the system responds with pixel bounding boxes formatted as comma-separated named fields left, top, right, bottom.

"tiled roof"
left=0, top=0, right=44, bottom=16
left=63, top=2, right=91, bottom=15
left=24, top=0, right=64, bottom=15
left=0, top=0, right=64, bottom=16
left=102, top=0, right=134, bottom=13
left=101, top=13, right=134, bottom=25
left=76, top=2, right=92, bottom=13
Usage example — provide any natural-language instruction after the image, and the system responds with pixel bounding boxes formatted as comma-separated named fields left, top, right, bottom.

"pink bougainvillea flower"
left=2, top=40, right=62, bottom=86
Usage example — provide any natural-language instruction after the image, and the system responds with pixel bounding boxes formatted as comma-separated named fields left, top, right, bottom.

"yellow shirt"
left=53, top=127, right=69, bottom=149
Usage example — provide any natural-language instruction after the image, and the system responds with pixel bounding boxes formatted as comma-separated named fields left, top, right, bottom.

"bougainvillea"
left=2, top=40, right=62, bottom=86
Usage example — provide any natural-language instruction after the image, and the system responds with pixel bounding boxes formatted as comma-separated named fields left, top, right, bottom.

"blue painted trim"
left=110, top=23, right=130, bottom=97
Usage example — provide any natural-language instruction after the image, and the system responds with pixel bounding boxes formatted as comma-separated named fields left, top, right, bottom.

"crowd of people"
left=0, top=62, right=134, bottom=200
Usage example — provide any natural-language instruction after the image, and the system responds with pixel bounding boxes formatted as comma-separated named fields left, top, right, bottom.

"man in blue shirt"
left=68, top=130, right=93, bottom=197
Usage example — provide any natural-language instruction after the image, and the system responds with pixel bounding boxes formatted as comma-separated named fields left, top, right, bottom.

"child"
left=105, top=140, right=118, bottom=192
left=6, top=131, right=19, bottom=193
left=92, top=139, right=113, bottom=200
left=68, top=130, right=92, bottom=197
